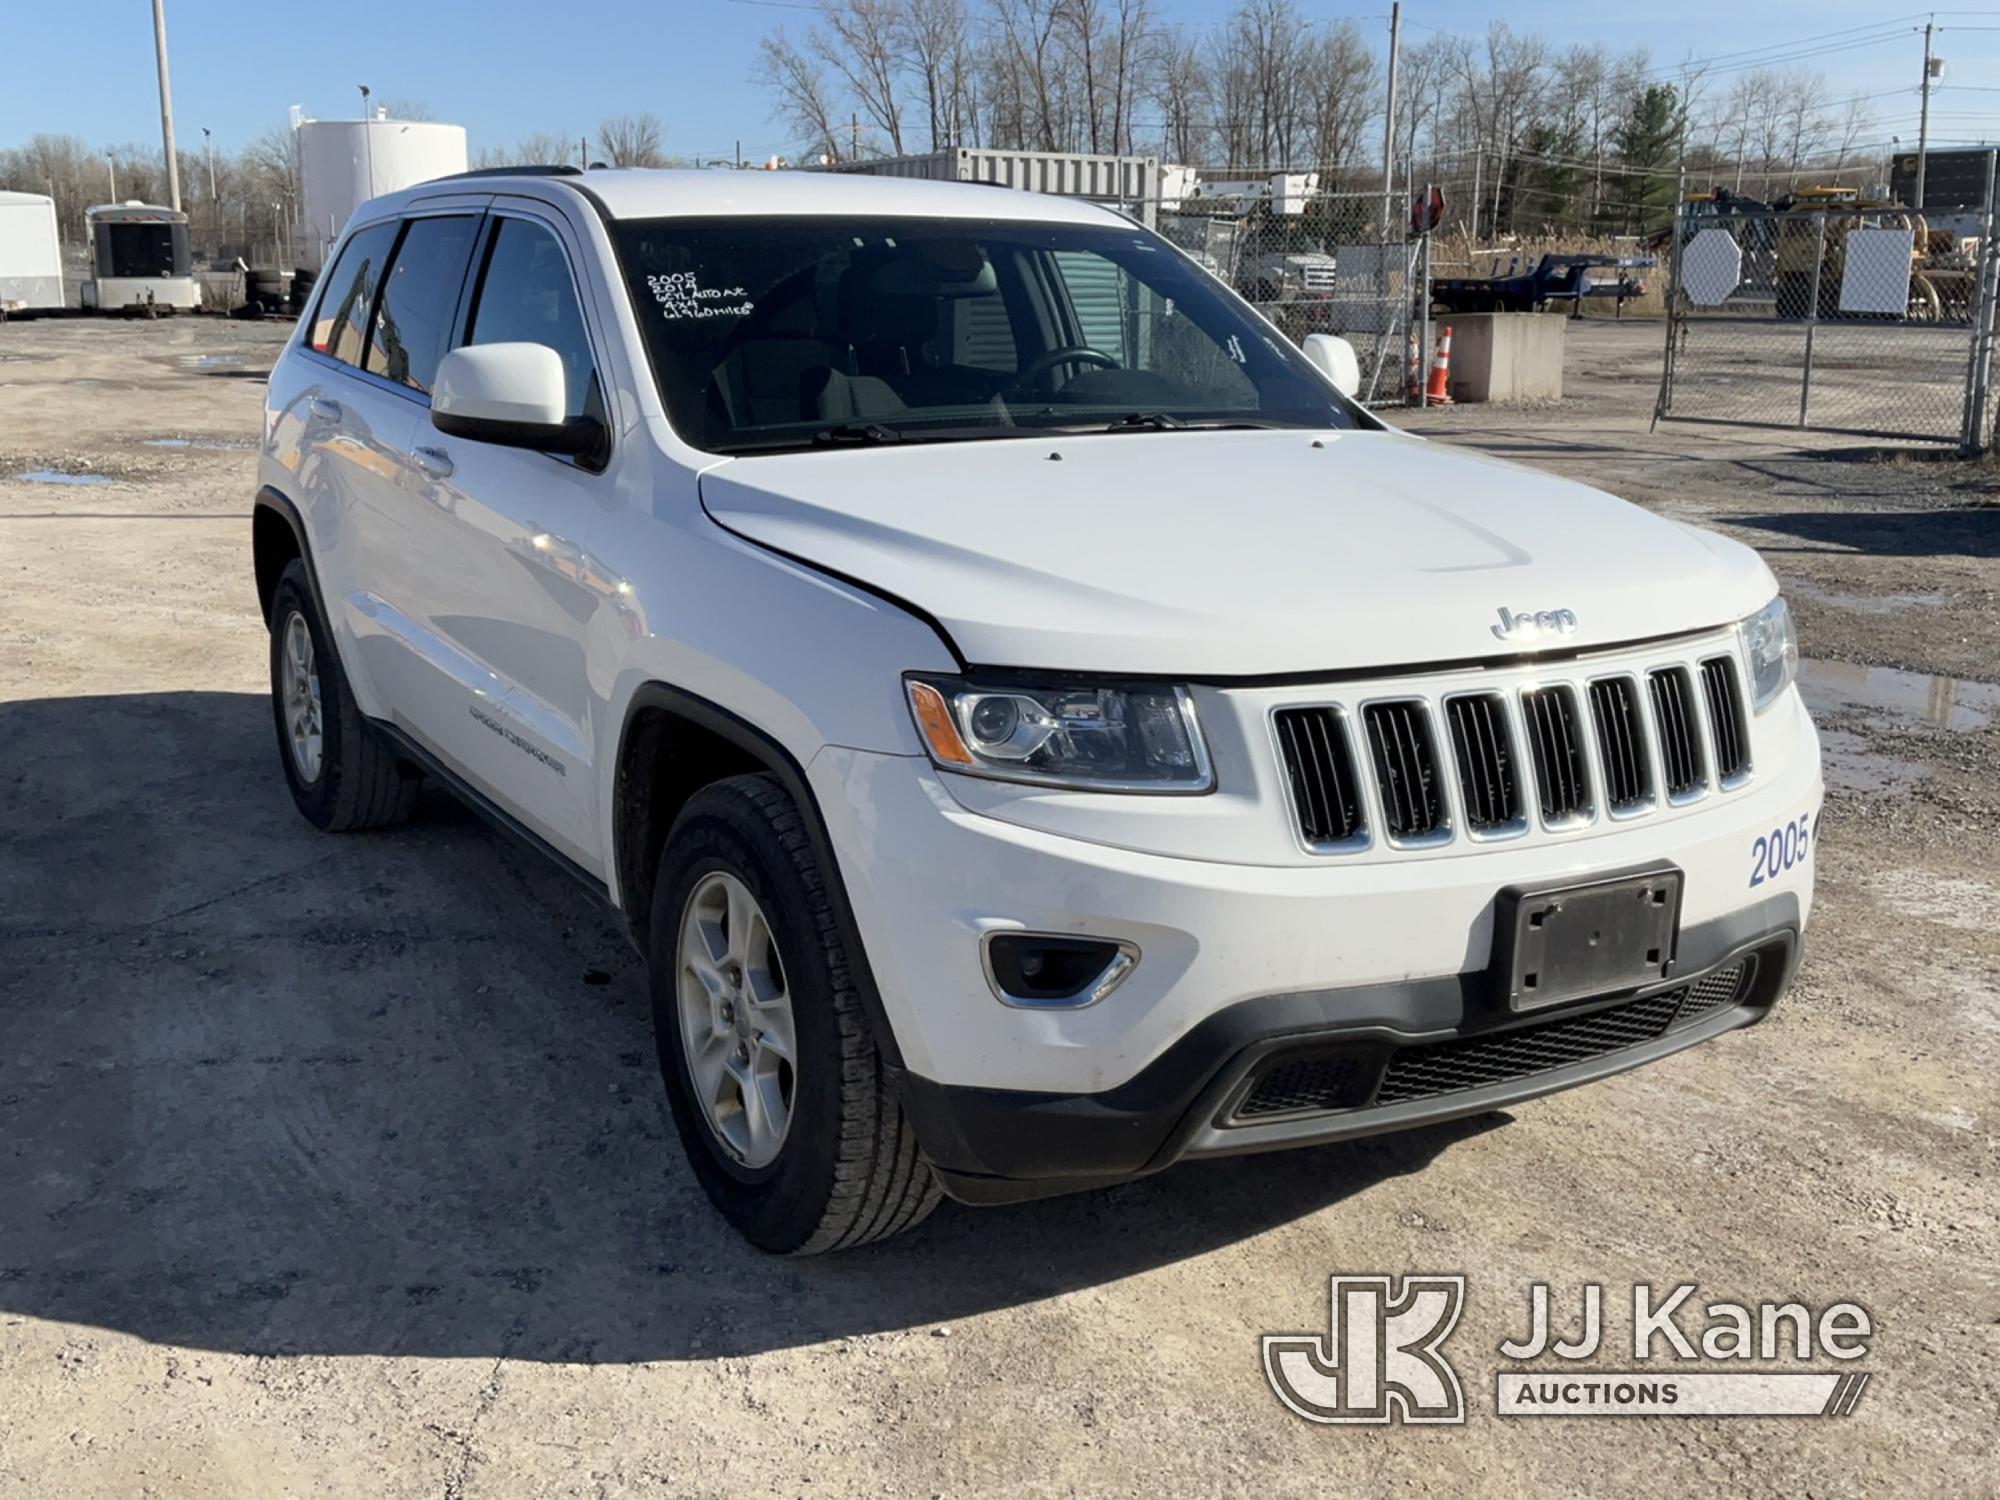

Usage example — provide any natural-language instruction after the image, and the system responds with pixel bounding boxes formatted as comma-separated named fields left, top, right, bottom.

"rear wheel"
left=267, top=559, right=421, bottom=831
left=650, top=774, right=940, bottom=1253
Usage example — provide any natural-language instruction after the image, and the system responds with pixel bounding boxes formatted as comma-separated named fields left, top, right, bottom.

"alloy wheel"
left=280, top=610, right=324, bottom=783
left=675, top=870, right=798, bottom=1168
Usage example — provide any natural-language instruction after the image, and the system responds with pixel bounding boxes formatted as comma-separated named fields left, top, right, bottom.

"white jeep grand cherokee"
left=254, top=167, right=1820, bottom=1253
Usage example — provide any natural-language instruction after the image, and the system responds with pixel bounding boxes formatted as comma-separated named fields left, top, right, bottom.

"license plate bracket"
left=1492, top=865, right=1683, bottom=1013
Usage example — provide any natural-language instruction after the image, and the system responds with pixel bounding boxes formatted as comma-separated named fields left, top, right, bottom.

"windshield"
left=611, top=214, right=1362, bottom=453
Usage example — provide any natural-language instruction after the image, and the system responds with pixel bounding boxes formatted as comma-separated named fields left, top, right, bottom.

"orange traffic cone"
left=1425, top=325, right=1455, bottom=405
left=1406, top=330, right=1424, bottom=403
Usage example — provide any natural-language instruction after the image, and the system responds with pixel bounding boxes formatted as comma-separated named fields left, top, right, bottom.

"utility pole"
left=151, top=0, right=182, bottom=211
left=1379, top=0, right=1401, bottom=244
left=1916, top=18, right=1939, bottom=209
left=202, top=126, right=216, bottom=199
left=106, top=152, right=117, bottom=202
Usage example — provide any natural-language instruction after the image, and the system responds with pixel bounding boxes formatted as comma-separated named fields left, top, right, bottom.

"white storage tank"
left=0, top=190, right=64, bottom=314
left=295, top=112, right=468, bottom=270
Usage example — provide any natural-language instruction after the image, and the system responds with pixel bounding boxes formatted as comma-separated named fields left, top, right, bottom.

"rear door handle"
left=308, top=397, right=343, bottom=422
left=411, top=446, right=455, bottom=480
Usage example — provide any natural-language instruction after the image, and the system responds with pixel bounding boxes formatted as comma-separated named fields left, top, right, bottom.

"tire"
left=267, top=558, right=421, bottom=831
left=650, top=773, right=940, bottom=1254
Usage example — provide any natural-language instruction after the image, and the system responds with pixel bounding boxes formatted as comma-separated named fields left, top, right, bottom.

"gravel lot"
left=1, top=315, right=1994, bottom=1497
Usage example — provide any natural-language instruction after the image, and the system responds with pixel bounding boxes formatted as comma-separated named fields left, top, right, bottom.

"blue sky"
left=4, top=1, right=1998, bottom=159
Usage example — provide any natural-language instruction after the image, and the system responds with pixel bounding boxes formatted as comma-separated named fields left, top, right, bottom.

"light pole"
left=358, top=84, right=375, bottom=197
left=152, top=0, right=182, bottom=211
left=202, top=125, right=217, bottom=257
left=106, top=151, right=117, bottom=202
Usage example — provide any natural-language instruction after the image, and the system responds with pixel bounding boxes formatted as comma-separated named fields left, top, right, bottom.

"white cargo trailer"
left=81, top=203, right=200, bottom=313
left=0, top=191, right=64, bottom=316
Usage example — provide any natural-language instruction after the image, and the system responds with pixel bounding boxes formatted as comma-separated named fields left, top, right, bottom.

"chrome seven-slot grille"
left=1273, top=653, right=1752, bottom=852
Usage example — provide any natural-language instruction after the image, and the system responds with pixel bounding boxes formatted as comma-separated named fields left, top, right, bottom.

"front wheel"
left=650, top=774, right=940, bottom=1254
left=267, top=558, right=420, bottom=831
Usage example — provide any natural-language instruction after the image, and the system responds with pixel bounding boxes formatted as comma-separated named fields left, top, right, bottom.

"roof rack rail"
left=435, top=164, right=583, bottom=181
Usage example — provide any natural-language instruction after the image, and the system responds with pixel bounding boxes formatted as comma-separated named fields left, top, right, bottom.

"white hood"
left=698, top=428, right=1775, bottom=677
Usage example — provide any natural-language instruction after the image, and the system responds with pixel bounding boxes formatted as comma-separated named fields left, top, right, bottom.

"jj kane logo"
left=1265, top=1277, right=1875, bottom=1424
left=1262, top=1275, right=1467, bottom=1424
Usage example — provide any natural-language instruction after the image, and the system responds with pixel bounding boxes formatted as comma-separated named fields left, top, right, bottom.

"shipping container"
left=816, top=149, right=1161, bottom=226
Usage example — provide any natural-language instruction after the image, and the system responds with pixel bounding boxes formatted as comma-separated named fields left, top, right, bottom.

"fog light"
left=983, top=933, right=1139, bottom=1009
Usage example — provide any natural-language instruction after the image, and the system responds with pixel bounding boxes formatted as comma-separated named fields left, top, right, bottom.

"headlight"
left=905, top=674, right=1213, bottom=793
left=1737, top=595, right=1798, bottom=712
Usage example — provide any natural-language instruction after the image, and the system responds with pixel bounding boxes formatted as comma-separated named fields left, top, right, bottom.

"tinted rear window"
left=310, top=220, right=399, bottom=368
left=365, top=215, right=477, bottom=393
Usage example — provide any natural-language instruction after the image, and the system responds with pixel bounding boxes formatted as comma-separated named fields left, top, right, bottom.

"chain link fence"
left=1655, top=154, right=2000, bottom=451
left=1158, top=189, right=1429, bottom=407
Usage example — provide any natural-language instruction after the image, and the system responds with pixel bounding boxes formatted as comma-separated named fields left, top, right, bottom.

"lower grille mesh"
left=1376, top=992, right=1682, bottom=1104
left=1674, top=960, right=1753, bottom=1024
left=1231, top=960, right=1752, bottom=1122
left=1233, top=1055, right=1373, bottom=1119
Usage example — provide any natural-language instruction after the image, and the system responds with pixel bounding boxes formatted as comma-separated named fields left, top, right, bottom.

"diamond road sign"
left=1682, top=229, right=1743, bottom=307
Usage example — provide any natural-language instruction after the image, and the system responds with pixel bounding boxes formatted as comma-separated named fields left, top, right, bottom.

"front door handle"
left=308, top=396, right=343, bottom=422
left=411, top=446, right=455, bottom=480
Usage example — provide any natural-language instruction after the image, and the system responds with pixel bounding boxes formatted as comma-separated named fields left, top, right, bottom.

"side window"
left=310, top=220, right=398, bottom=368
left=365, top=215, right=477, bottom=393
left=463, top=218, right=602, bottom=423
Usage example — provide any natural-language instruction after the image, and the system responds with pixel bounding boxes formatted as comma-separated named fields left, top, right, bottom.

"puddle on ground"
left=1799, top=659, right=1997, bottom=733
left=1791, top=579, right=1945, bottom=616
left=1816, top=728, right=1930, bottom=796
left=142, top=437, right=254, bottom=451
left=11, top=470, right=113, bottom=487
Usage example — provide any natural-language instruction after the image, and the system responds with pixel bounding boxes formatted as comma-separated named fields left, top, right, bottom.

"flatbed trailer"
left=1432, top=253, right=1654, bottom=315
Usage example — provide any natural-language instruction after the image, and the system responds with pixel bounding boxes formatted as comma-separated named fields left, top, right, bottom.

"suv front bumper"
left=809, top=734, right=1818, bottom=1204
left=894, top=897, right=1797, bottom=1203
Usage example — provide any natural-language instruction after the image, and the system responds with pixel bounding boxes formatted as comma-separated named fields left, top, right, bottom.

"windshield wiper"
left=809, top=422, right=904, bottom=447
left=1094, top=413, right=1286, bottom=434
left=1101, top=411, right=1188, bottom=431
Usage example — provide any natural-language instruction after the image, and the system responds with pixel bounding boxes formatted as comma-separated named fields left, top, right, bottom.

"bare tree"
left=813, top=0, right=909, bottom=156
left=598, top=113, right=672, bottom=168
left=1306, top=20, right=1376, bottom=177
left=1147, top=26, right=1210, bottom=164
left=895, top=0, right=973, bottom=151
left=758, top=31, right=847, bottom=160
left=474, top=132, right=583, bottom=170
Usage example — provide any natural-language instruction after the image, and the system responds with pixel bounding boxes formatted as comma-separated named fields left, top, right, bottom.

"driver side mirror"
left=1301, top=333, right=1361, bottom=398
left=432, top=343, right=602, bottom=458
